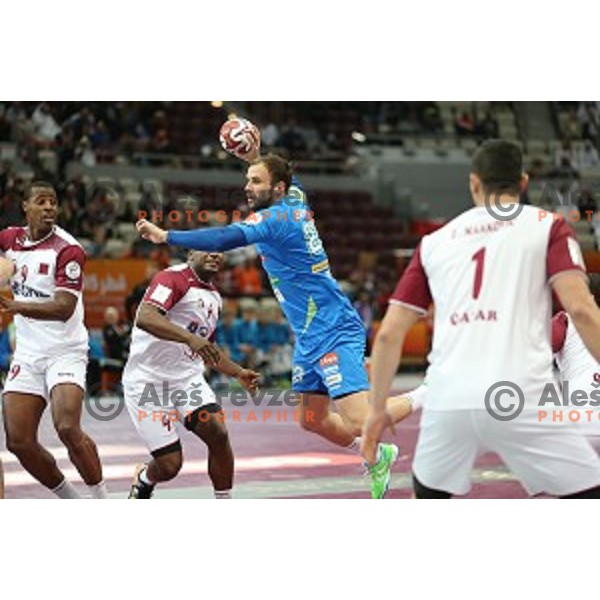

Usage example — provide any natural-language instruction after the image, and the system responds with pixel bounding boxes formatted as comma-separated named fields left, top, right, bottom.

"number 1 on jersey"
left=472, top=247, right=486, bottom=300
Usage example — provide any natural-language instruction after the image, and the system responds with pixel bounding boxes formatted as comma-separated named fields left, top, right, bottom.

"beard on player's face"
left=189, top=252, right=223, bottom=280
left=247, top=187, right=274, bottom=211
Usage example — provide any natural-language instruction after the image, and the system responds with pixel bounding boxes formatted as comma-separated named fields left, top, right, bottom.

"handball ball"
left=219, top=118, right=260, bottom=157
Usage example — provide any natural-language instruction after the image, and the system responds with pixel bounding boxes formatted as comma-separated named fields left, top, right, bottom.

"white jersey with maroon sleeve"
left=391, top=205, right=587, bottom=411
left=0, top=225, right=88, bottom=357
left=123, top=264, right=222, bottom=384
left=553, top=311, right=600, bottom=435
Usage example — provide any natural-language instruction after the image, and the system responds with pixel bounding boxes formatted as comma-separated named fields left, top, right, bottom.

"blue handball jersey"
left=231, top=183, right=365, bottom=358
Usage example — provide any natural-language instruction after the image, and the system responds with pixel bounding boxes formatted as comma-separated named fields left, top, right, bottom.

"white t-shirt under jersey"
left=391, top=205, right=587, bottom=411
left=0, top=225, right=88, bottom=357
left=123, top=263, right=222, bottom=384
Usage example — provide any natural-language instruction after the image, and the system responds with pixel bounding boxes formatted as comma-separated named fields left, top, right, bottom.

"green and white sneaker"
left=366, top=443, right=399, bottom=499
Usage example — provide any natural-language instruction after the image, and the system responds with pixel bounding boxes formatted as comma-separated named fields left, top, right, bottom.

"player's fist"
left=237, top=369, right=260, bottom=395
left=0, top=256, right=15, bottom=287
left=136, top=219, right=168, bottom=244
left=187, top=335, right=221, bottom=367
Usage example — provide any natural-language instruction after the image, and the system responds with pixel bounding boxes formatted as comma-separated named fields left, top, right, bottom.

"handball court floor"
left=1, top=375, right=528, bottom=499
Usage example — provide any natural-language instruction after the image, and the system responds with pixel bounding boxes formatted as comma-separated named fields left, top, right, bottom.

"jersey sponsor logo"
left=325, top=373, right=343, bottom=387
left=320, top=352, right=339, bottom=368
left=66, top=261, right=81, bottom=280
left=450, top=309, right=498, bottom=326
left=11, top=281, right=51, bottom=298
left=150, top=283, right=173, bottom=305
left=57, top=372, right=75, bottom=377
left=19, top=265, right=28, bottom=282
left=8, top=364, right=21, bottom=380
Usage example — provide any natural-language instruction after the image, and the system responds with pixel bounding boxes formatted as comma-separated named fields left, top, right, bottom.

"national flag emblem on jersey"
left=150, top=283, right=172, bottom=305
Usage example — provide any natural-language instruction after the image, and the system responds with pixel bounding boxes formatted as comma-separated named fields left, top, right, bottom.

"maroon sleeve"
left=55, top=245, right=86, bottom=293
left=389, top=244, right=432, bottom=313
left=547, top=220, right=587, bottom=282
left=552, top=311, right=569, bottom=353
left=142, top=271, right=188, bottom=312
left=0, top=228, right=19, bottom=252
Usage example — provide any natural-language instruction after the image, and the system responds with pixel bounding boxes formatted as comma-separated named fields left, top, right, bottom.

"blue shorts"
left=292, top=340, right=370, bottom=400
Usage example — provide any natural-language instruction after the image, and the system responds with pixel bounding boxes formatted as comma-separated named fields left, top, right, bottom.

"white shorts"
left=413, top=408, right=600, bottom=497
left=2, top=351, right=88, bottom=400
left=124, top=372, right=220, bottom=455
left=405, top=384, right=428, bottom=412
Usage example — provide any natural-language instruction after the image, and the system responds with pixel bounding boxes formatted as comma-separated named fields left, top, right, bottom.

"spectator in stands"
left=577, top=187, right=597, bottom=215
left=578, top=140, right=600, bottom=169
left=454, top=109, right=476, bottom=136
left=261, top=122, right=279, bottom=147
left=236, top=299, right=259, bottom=369
left=216, top=305, right=243, bottom=363
left=255, top=302, right=292, bottom=386
left=578, top=102, right=600, bottom=141
left=565, top=107, right=582, bottom=139
left=31, top=103, right=61, bottom=145
left=555, top=139, right=577, bottom=169
left=125, top=263, right=159, bottom=323
left=477, top=112, right=499, bottom=139
left=74, top=135, right=96, bottom=167
left=234, top=255, right=263, bottom=296
left=102, top=307, right=131, bottom=364
left=420, top=103, right=443, bottom=133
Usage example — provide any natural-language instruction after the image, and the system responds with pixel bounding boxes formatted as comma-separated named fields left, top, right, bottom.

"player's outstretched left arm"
left=136, top=219, right=248, bottom=252
left=0, top=291, right=77, bottom=322
left=361, top=304, right=420, bottom=464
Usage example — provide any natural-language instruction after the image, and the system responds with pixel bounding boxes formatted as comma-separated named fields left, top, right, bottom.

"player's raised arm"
left=136, top=219, right=249, bottom=252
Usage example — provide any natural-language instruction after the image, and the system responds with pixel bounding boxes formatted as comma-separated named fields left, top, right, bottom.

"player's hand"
left=361, top=409, right=394, bottom=465
left=187, top=336, right=221, bottom=367
left=0, top=296, right=16, bottom=314
left=136, top=219, right=168, bottom=244
left=235, top=125, right=261, bottom=163
left=237, top=369, right=260, bottom=395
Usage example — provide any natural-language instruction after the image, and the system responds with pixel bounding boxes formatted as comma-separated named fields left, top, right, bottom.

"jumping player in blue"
left=137, top=151, right=413, bottom=498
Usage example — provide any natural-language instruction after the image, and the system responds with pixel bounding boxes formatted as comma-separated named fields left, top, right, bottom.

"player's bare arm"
left=211, top=354, right=260, bottom=395
left=553, top=271, right=600, bottom=362
left=137, top=302, right=221, bottom=366
left=361, top=304, right=420, bottom=464
left=0, top=290, right=77, bottom=322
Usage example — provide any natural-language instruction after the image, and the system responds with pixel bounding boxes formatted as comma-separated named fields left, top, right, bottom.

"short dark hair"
left=24, top=180, right=56, bottom=201
left=471, top=140, right=523, bottom=194
left=255, top=154, right=293, bottom=193
left=589, top=273, right=600, bottom=306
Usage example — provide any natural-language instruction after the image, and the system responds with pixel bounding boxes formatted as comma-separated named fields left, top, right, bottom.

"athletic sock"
left=347, top=437, right=361, bottom=453
left=51, top=479, right=82, bottom=499
left=139, top=467, right=154, bottom=486
left=88, top=481, right=109, bottom=499
left=214, top=489, right=232, bottom=499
